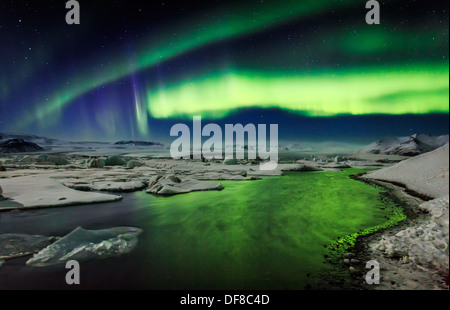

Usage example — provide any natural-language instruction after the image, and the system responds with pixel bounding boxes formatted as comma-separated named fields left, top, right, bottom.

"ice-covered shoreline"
left=358, top=144, right=449, bottom=290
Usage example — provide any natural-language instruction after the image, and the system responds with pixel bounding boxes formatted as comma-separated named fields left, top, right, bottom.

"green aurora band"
left=146, top=63, right=449, bottom=119
left=27, top=0, right=364, bottom=126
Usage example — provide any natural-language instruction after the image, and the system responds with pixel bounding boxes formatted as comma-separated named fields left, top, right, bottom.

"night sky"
left=0, top=0, right=448, bottom=143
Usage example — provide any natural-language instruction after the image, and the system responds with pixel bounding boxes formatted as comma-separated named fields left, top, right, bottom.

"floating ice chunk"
left=26, top=226, right=143, bottom=267
left=0, top=176, right=122, bottom=210
left=0, top=234, right=56, bottom=260
left=146, top=174, right=224, bottom=196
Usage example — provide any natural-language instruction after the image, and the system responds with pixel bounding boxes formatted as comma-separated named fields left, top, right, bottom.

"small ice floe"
left=0, top=234, right=57, bottom=261
left=26, top=226, right=143, bottom=267
left=0, top=176, right=122, bottom=211
left=146, top=174, right=224, bottom=196
left=66, top=180, right=147, bottom=193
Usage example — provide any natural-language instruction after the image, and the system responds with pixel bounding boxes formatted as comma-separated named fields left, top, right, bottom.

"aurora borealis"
left=0, top=0, right=448, bottom=142
left=146, top=65, right=449, bottom=119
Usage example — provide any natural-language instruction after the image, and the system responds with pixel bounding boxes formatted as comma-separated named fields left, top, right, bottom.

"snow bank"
left=363, top=144, right=449, bottom=199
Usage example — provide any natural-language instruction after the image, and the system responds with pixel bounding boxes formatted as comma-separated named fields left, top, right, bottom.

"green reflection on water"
left=130, top=169, right=402, bottom=289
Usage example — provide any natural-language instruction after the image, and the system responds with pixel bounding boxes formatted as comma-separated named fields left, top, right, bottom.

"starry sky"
left=0, top=0, right=448, bottom=143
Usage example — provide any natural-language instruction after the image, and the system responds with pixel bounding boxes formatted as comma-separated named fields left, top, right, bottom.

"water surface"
left=0, top=169, right=396, bottom=289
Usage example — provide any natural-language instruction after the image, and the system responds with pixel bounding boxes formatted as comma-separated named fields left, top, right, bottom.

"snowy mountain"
left=0, top=133, right=56, bottom=146
left=0, top=139, right=45, bottom=153
left=357, top=134, right=449, bottom=156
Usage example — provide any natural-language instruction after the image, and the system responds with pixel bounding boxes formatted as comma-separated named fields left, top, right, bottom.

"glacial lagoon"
left=0, top=169, right=402, bottom=289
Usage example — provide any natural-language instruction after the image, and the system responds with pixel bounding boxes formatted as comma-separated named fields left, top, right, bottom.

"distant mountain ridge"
left=0, top=133, right=168, bottom=154
left=0, top=138, right=45, bottom=153
left=114, top=141, right=165, bottom=147
left=0, top=133, right=56, bottom=146
left=358, top=134, right=449, bottom=156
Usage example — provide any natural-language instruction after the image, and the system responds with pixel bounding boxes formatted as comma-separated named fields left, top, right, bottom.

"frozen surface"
left=363, top=144, right=449, bottom=198
left=0, top=176, right=122, bottom=210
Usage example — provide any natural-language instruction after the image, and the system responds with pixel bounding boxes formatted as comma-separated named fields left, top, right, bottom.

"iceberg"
left=26, top=227, right=142, bottom=267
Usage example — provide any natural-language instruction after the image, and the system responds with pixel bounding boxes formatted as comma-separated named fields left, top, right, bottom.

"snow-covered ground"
left=363, top=144, right=449, bottom=198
